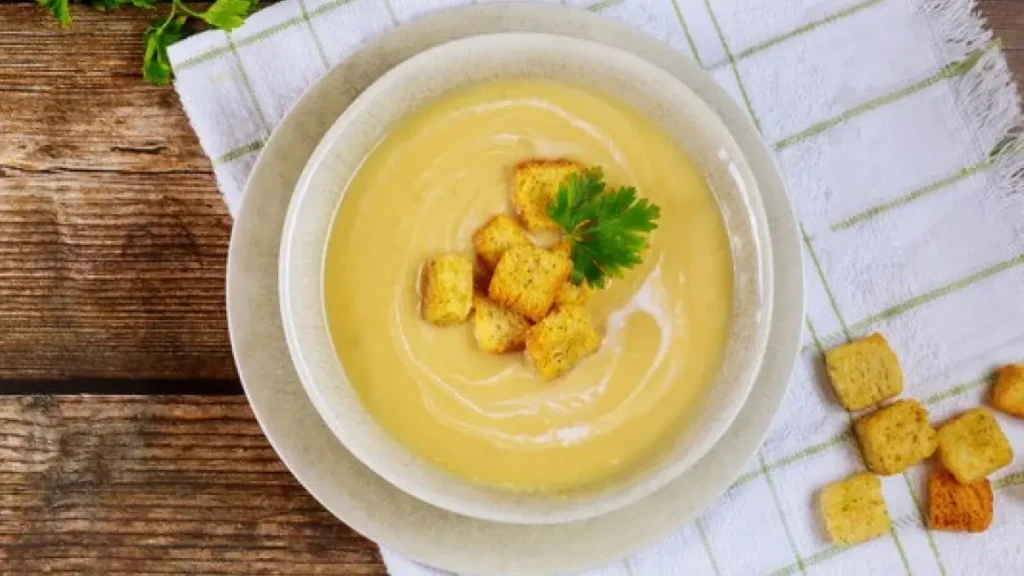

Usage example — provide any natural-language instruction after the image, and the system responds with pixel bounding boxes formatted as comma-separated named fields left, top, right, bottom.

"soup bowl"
left=279, top=32, right=774, bottom=524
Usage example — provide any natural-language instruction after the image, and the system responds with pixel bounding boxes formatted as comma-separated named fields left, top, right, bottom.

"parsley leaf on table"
left=143, top=14, right=188, bottom=85
left=92, top=0, right=157, bottom=11
left=39, top=0, right=258, bottom=84
left=141, top=0, right=257, bottom=85
left=195, top=0, right=255, bottom=30
left=547, top=167, right=661, bottom=289
left=38, top=0, right=71, bottom=26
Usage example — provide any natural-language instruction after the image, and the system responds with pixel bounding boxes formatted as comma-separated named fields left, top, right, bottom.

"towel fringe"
left=917, top=0, right=991, bottom=59
left=917, top=0, right=1024, bottom=203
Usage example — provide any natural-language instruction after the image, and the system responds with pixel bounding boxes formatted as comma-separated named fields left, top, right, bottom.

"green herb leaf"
left=38, top=0, right=71, bottom=26
left=547, top=166, right=661, bottom=288
left=91, top=0, right=117, bottom=12
left=38, top=0, right=256, bottom=85
left=91, top=0, right=156, bottom=11
left=143, top=14, right=188, bottom=86
left=196, top=0, right=255, bottom=31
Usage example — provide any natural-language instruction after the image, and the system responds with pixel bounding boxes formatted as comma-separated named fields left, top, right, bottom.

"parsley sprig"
left=547, top=167, right=661, bottom=289
left=37, top=0, right=257, bottom=85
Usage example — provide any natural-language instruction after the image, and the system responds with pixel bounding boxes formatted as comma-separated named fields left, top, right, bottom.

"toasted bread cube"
left=550, top=239, right=573, bottom=259
left=525, top=306, right=601, bottom=380
left=937, top=408, right=1013, bottom=483
left=855, top=399, right=937, bottom=475
left=549, top=241, right=591, bottom=306
left=488, top=245, right=572, bottom=322
left=473, top=260, right=492, bottom=292
left=472, top=293, right=532, bottom=353
left=473, top=215, right=532, bottom=269
left=421, top=254, right=473, bottom=326
left=820, top=473, right=892, bottom=546
left=824, top=333, right=903, bottom=411
left=512, top=159, right=584, bottom=231
left=992, top=364, right=1024, bottom=417
left=555, top=281, right=591, bottom=306
left=927, top=467, right=993, bottom=532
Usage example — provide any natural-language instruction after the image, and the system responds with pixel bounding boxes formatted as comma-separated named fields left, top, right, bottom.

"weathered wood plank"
left=0, top=6, right=211, bottom=173
left=0, top=395, right=387, bottom=575
left=0, top=173, right=233, bottom=379
left=984, top=1, right=1024, bottom=81
left=0, top=5, right=235, bottom=380
left=983, top=1, right=1024, bottom=52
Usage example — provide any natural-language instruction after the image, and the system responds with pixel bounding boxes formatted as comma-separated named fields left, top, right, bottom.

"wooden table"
left=0, top=2, right=1020, bottom=573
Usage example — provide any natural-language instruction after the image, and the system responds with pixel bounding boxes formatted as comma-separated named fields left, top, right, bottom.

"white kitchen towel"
left=169, top=0, right=1024, bottom=574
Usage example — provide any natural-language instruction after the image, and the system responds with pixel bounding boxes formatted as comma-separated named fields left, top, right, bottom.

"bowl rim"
left=278, top=31, right=774, bottom=524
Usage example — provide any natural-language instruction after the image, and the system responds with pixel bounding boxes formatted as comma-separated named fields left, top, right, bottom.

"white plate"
left=227, top=4, right=803, bottom=574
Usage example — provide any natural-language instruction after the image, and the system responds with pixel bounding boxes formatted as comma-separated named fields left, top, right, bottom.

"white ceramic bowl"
left=279, top=32, right=774, bottom=525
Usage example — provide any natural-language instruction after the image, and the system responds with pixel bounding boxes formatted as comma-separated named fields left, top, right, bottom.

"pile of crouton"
left=818, top=333, right=1021, bottom=545
left=419, top=159, right=600, bottom=380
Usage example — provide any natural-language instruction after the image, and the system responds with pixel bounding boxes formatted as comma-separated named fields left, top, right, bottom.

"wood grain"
left=985, top=1, right=1024, bottom=83
left=0, top=5, right=235, bottom=380
left=0, top=395, right=386, bottom=574
left=984, top=1, right=1024, bottom=51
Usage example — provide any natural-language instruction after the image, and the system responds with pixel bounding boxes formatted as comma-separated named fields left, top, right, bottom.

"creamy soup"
left=323, top=78, right=733, bottom=492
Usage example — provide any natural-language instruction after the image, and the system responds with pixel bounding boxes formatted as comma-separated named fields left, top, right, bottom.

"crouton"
left=555, top=281, right=591, bottom=306
left=473, top=215, right=532, bottom=269
left=488, top=245, right=572, bottom=322
left=473, top=260, right=492, bottom=292
left=820, top=472, right=892, bottom=546
left=549, top=241, right=591, bottom=306
left=937, top=408, right=1013, bottom=483
left=512, top=159, right=584, bottom=231
left=992, top=364, right=1024, bottom=417
left=855, top=399, right=937, bottom=475
left=927, top=467, right=993, bottom=533
left=421, top=254, right=473, bottom=326
left=824, top=333, right=903, bottom=411
left=472, top=293, right=532, bottom=353
left=525, top=306, right=601, bottom=380
left=551, top=239, right=573, bottom=259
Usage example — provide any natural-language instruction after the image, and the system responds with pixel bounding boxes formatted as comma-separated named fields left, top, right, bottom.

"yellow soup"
left=324, top=78, right=733, bottom=492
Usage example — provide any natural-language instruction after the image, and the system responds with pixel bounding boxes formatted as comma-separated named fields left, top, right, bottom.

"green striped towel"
left=169, top=0, right=1024, bottom=574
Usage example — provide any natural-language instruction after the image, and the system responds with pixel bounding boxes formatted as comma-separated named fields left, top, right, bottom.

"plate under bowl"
left=227, top=4, right=803, bottom=574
